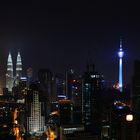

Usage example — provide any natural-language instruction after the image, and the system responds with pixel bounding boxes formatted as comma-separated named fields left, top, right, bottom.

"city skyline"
left=0, top=1, right=140, bottom=88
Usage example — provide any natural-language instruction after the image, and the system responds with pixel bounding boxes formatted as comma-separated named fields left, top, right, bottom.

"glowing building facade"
left=15, top=51, right=22, bottom=85
left=118, top=39, right=124, bottom=92
left=6, top=52, right=14, bottom=92
left=16, top=51, right=22, bottom=78
left=26, top=86, right=45, bottom=135
left=6, top=51, right=23, bottom=91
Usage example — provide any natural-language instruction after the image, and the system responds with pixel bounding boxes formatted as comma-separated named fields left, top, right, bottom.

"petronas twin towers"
left=6, top=51, right=22, bottom=92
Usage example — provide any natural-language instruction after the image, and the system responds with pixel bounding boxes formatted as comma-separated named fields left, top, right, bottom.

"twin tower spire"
left=6, top=51, right=22, bottom=92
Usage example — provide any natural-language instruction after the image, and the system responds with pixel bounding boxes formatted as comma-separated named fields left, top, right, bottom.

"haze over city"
left=0, top=1, right=140, bottom=87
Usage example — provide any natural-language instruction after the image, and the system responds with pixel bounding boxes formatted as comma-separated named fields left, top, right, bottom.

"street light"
left=126, top=114, right=133, bottom=122
left=46, top=126, right=57, bottom=140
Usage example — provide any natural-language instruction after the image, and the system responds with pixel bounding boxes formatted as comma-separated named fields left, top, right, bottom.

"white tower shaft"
left=119, top=58, right=123, bottom=92
left=118, top=39, right=124, bottom=92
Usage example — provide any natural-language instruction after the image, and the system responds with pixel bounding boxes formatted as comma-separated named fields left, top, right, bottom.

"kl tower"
left=118, top=38, right=124, bottom=92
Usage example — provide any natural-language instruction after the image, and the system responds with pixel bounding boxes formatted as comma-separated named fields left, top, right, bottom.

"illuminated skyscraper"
left=26, top=83, right=46, bottom=134
left=118, top=39, right=124, bottom=92
left=6, top=52, right=14, bottom=92
left=16, top=51, right=22, bottom=78
left=14, top=51, right=23, bottom=85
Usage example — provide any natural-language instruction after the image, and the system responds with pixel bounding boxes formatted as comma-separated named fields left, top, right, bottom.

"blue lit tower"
left=16, top=51, right=22, bottom=78
left=118, top=39, right=124, bottom=92
left=6, top=52, right=14, bottom=92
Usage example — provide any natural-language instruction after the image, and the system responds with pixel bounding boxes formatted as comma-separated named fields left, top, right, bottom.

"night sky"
left=0, top=1, right=140, bottom=88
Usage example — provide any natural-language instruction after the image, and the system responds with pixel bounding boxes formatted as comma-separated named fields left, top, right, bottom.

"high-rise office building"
left=26, top=67, right=33, bottom=85
left=70, top=79, right=82, bottom=124
left=54, top=73, right=65, bottom=98
left=26, top=83, right=46, bottom=135
left=82, top=64, right=104, bottom=133
left=65, top=69, right=76, bottom=99
left=6, top=52, right=14, bottom=92
left=38, top=69, right=53, bottom=99
left=38, top=69, right=53, bottom=118
left=59, top=99, right=73, bottom=125
left=65, top=69, right=81, bottom=101
left=65, top=69, right=82, bottom=124
left=132, top=60, right=140, bottom=112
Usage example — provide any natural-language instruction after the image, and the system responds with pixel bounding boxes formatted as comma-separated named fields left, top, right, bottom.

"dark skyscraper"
left=59, top=99, right=73, bottom=125
left=26, top=67, right=33, bottom=85
left=82, top=64, right=104, bottom=133
left=54, top=73, right=65, bottom=98
left=38, top=69, right=53, bottom=99
left=70, top=79, right=82, bottom=124
left=132, top=60, right=140, bottom=112
left=131, top=60, right=140, bottom=140
left=38, top=69, right=54, bottom=117
left=65, top=69, right=79, bottom=100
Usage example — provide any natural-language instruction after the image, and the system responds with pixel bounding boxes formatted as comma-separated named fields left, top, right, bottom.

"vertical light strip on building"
left=118, top=39, right=124, bottom=92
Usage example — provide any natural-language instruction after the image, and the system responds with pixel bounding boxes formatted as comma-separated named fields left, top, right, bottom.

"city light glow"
left=126, top=114, right=133, bottom=121
left=118, top=50, right=124, bottom=58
